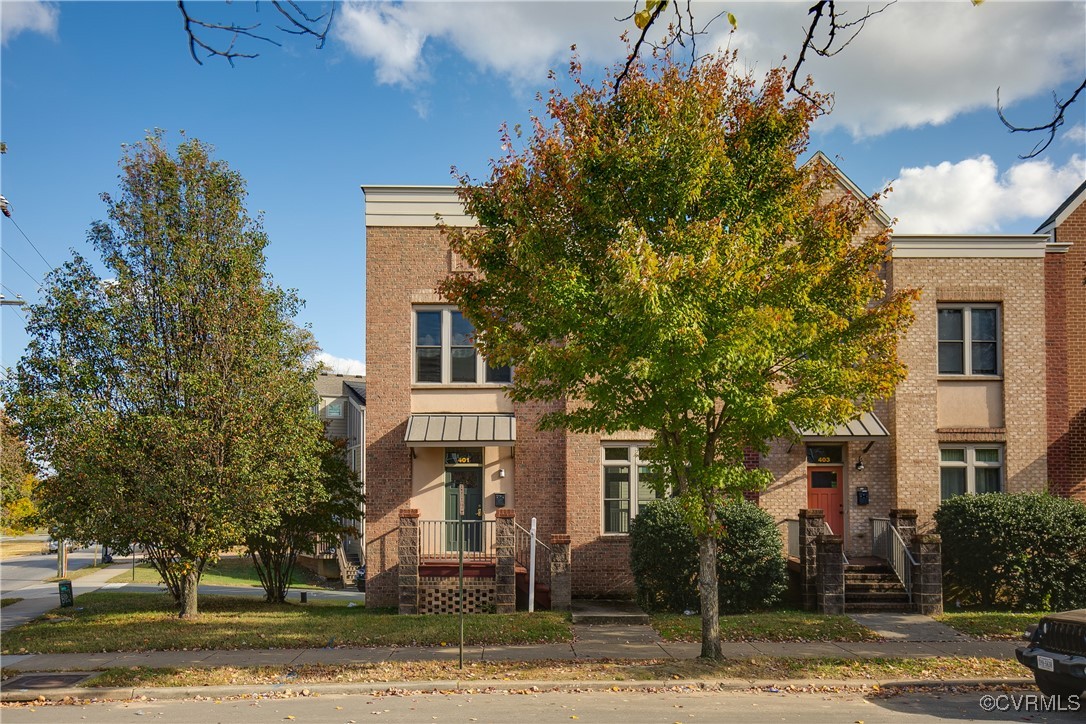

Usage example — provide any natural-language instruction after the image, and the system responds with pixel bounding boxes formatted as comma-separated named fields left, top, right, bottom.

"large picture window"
left=602, top=445, right=663, bottom=534
left=937, top=305, right=1000, bottom=376
left=940, top=445, right=1003, bottom=500
left=413, top=308, right=512, bottom=385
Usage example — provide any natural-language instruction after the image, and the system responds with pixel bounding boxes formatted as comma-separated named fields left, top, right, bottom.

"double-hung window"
left=940, top=446, right=1003, bottom=499
left=413, top=308, right=512, bottom=385
left=602, top=445, right=663, bottom=534
left=937, top=305, right=1000, bottom=375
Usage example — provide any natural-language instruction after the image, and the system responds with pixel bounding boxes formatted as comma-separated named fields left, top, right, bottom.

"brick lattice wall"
left=419, top=577, right=496, bottom=614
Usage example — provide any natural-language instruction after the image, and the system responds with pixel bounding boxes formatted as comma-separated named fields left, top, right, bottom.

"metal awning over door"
left=794, top=411, right=889, bottom=441
left=405, top=414, right=516, bottom=447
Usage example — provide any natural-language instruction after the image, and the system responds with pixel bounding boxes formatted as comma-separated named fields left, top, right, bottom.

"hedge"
left=934, top=493, right=1086, bottom=611
left=629, top=497, right=787, bottom=614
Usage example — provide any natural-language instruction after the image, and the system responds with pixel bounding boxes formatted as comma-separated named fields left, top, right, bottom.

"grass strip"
left=1, top=591, right=571, bottom=654
left=0, top=597, right=24, bottom=608
left=0, top=540, right=46, bottom=560
left=108, top=555, right=327, bottom=590
left=652, top=610, right=883, bottom=643
left=82, top=656, right=1025, bottom=689
left=936, top=611, right=1042, bottom=640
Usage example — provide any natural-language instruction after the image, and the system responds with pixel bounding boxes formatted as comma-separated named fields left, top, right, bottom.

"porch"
left=778, top=509, right=943, bottom=615
left=397, top=509, right=572, bottom=615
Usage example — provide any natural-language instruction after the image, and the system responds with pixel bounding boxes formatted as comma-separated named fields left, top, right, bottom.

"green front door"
left=445, top=467, right=483, bottom=552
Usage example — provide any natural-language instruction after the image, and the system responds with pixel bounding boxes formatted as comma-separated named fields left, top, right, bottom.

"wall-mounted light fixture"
left=499, top=468, right=506, bottom=478
left=855, top=456, right=865, bottom=472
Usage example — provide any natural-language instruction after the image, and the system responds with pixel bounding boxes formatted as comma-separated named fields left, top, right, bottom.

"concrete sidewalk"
left=0, top=625, right=1019, bottom=674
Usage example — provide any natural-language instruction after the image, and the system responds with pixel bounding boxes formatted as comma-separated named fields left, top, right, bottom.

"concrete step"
left=570, top=599, right=650, bottom=625
left=845, top=601, right=916, bottom=613
left=844, top=572, right=900, bottom=582
left=845, top=591, right=911, bottom=604
left=846, top=581, right=909, bottom=593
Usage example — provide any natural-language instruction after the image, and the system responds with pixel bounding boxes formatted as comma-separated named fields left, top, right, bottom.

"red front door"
left=807, top=466, right=844, bottom=536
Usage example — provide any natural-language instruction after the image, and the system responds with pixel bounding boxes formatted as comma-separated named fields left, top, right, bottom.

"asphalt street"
left=2, top=688, right=1082, bottom=723
left=0, top=546, right=106, bottom=597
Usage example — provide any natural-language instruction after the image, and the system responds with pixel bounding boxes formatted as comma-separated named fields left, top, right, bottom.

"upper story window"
left=602, top=445, right=664, bottom=534
left=414, top=307, right=512, bottom=385
left=940, top=445, right=1003, bottom=499
left=937, top=305, right=1000, bottom=376
left=323, top=399, right=344, bottom=418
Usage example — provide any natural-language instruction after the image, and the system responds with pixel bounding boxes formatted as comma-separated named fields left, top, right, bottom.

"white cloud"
left=1066, top=124, right=1086, bottom=146
left=316, top=352, right=366, bottom=376
left=1, top=1, right=59, bottom=45
left=884, top=154, right=1086, bottom=234
left=333, top=1, right=1084, bottom=137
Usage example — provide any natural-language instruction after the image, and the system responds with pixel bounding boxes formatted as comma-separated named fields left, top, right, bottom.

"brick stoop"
left=844, top=561, right=914, bottom=613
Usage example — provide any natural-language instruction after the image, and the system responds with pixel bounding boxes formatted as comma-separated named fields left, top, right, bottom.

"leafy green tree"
left=0, top=410, right=37, bottom=534
left=4, top=132, right=324, bottom=617
left=441, top=52, right=917, bottom=658
left=246, top=437, right=363, bottom=603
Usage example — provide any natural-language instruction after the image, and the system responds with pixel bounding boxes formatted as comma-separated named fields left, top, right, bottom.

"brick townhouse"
left=361, top=163, right=1084, bottom=610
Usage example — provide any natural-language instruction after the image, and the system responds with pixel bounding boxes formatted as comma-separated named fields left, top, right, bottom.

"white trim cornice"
left=891, top=235, right=1049, bottom=258
left=362, top=185, right=475, bottom=227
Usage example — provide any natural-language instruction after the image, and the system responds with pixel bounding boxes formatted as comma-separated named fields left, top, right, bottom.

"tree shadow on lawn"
left=1, top=591, right=571, bottom=654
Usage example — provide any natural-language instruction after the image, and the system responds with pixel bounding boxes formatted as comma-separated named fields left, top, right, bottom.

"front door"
left=445, top=467, right=483, bottom=552
left=807, top=466, right=844, bottom=536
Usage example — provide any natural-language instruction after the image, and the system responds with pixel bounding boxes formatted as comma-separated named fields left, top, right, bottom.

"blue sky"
left=2, top=1, right=1084, bottom=375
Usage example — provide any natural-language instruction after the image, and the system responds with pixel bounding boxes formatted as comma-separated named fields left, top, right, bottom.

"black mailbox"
left=494, top=493, right=507, bottom=508
left=856, top=487, right=869, bottom=506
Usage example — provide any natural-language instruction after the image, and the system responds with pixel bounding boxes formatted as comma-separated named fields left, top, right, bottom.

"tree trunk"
left=698, top=531, right=721, bottom=659
left=178, top=568, right=200, bottom=618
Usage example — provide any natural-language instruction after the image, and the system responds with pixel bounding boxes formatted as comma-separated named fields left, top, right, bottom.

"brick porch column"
left=549, top=534, right=572, bottom=611
left=799, top=509, right=825, bottom=611
left=890, top=509, right=918, bottom=554
left=816, top=534, right=845, bottom=615
left=914, top=533, right=943, bottom=615
left=397, top=509, right=420, bottom=615
left=495, top=510, right=516, bottom=614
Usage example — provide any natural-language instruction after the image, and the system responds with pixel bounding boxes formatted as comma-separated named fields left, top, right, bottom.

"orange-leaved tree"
left=441, top=51, right=917, bottom=658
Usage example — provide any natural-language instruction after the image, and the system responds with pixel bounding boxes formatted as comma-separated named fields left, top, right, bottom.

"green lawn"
left=109, top=555, right=324, bottom=590
left=83, top=656, right=1026, bottom=689
left=0, top=597, right=24, bottom=608
left=652, top=610, right=883, bottom=642
left=1, top=591, right=572, bottom=654
left=936, top=611, right=1043, bottom=640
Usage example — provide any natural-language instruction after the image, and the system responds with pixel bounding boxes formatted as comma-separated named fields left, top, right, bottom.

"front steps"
left=844, top=560, right=914, bottom=613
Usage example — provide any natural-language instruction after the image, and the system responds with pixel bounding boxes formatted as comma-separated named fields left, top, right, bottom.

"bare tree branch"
left=998, top=78, right=1086, bottom=159
left=787, top=0, right=895, bottom=110
left=177, top=0, right=333, bottom=67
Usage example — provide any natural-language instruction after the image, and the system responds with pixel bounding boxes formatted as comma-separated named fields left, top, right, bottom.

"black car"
left=1016, top=609, right=1086, bottom=697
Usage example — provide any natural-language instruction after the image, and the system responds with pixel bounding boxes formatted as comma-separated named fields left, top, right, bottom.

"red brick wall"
left=365, top=226, right=451, bottom=608
left=1049, top=200, right=1086, bottom=501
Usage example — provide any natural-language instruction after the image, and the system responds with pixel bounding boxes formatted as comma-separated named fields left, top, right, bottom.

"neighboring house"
left=361, top=164, right=1081, bottom=611
left=1037, top=180, right=1086, bottom=503
left=305, top=373, right=366, bottom=580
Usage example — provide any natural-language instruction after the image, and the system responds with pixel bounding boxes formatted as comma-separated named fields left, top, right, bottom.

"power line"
left=6, top=217, right=54, bottom=270
left=1, top=282, right=26, bottom=299
left=1, top=247, right=41, bottom=287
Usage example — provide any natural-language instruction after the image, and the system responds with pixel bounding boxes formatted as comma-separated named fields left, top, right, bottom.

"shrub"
left=934, top=493, right=1086, bottom=611
left=630, top=498, right=787, bottom=614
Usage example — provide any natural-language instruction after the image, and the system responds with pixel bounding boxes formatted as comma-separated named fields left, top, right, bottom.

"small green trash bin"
left=58, top=579, right=74, bottom=608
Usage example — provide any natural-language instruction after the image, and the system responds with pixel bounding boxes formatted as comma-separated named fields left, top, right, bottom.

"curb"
left=0, top=676, right=1038, bottom=703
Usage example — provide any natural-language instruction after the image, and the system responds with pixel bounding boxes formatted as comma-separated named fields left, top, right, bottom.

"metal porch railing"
left=870, top=517, right=917, bottom=603
left=419, top=519, right=496, bottom=560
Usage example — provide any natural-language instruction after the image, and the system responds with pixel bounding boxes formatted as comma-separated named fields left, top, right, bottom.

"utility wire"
left=1, top=247, right=41, bottom=287
left=1, top=282, right=25, bottom=298
left=6, top=217, right=54, bottom=270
